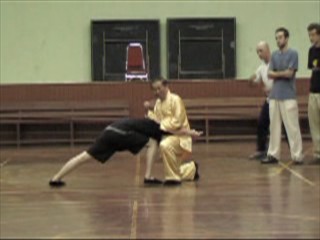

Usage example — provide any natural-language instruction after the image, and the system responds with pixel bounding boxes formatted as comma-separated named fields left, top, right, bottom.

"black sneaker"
left=49, top=180, right=66, bottom=188
left=261, top=155, right=279, bottom=164
left=249, top=151, right=267, bottom=160
left=308, top=157, right=320, bottom=165
left=163, top=180, right=181, bottom=186
left=194, top=162, right=200, bottom=181
left=144, top=177, right=163, bottom=185
left=293, top=160, right=304, bottom=165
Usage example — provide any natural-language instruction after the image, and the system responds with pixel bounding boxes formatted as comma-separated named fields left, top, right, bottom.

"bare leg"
left=144, top=139, right=159, bottom=179
left=51, top=151, right=93, bottom=181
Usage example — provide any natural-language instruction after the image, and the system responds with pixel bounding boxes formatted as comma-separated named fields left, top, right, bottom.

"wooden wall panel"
left=0, top=78, right=310, bottom=118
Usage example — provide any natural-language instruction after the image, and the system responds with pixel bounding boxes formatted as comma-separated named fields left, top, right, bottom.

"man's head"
left=151, top=78, right=169, bottom=101
left=307, top=23, right=320, bottom=46
left=256, top=41, right=271, bottom=63
left=275, top=27, right=290, bottom=50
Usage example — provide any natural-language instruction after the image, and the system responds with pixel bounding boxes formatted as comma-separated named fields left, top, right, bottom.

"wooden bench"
left=0, top=96, right=309, bottom=146
left=184, top=96, right=309, bottom=142
left=0, top=101, right=130, bottom=147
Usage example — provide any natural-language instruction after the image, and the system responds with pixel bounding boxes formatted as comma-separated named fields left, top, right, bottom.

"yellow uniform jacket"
left=148, top=91, right=192, bottom=153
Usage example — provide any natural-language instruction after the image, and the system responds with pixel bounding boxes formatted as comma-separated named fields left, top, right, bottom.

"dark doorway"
left=91, top=20, right=160, bottom=81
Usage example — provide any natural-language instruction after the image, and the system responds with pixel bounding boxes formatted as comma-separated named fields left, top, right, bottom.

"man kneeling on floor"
left=145, top=78, right=200, bottom=186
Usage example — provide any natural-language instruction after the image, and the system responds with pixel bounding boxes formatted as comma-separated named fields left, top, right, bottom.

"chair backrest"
left=126, top=43, right=146, bottom=71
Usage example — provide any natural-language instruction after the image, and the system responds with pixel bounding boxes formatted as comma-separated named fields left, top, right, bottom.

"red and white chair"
left=125, top=43, right=148, bottom=81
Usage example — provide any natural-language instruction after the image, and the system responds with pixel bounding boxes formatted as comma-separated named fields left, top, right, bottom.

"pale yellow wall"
left=1, top=0, right=319, bottom=84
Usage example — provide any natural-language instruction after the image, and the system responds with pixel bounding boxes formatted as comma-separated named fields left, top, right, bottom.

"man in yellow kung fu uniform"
left=146, top=79, right=200, bottom=186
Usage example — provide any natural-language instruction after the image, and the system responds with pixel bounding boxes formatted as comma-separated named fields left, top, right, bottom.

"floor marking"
left=129, top=155, right=141, bottom=239
left=143, top=210, right=319, bottom=222
left=135, top=154, right=141, bottom=187
left=0, top=158, right=11, bottom=168
left=130, top=200, right=138, bottom=239
left=271, top=160, right=293, bottom=176
left=303, top=146, right=313, bottom=156
left=278, top=161, right=315, bottom=186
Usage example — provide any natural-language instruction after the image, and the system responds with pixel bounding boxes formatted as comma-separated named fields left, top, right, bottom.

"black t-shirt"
left=308, top=46, right=320, bottom=93
left=110, top=118, right=170, bottom=142
left=88, top=118, right=170, bottom=162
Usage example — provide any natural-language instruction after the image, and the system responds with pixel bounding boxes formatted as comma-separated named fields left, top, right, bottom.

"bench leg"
left=17, top=123, right=21, bottom=148
left=205, top=119, right=209, bottom=144
left=70, top=121, right=74, bottom=148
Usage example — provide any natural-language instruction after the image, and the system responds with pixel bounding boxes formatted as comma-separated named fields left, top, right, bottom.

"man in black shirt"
left=307, top=23, right=320, bottom=163
left=49, top=118, right=202, bottom=187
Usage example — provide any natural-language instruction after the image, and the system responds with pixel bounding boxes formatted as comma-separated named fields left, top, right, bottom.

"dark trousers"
left=257, top=100, right=288, bottom=152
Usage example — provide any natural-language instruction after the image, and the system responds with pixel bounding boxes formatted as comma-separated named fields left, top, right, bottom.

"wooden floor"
left=1, top=141, right=319, bottom=239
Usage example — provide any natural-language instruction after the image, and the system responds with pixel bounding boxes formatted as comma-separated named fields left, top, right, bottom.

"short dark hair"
left=307, top=23, right=320, bottom=35
left=275, top=27, right=289, bottom=38
left=151, top=77, right=168, bottom=86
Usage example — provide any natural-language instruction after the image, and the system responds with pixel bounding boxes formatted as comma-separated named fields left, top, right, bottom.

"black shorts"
left=87, top=128, right=149, bottom=163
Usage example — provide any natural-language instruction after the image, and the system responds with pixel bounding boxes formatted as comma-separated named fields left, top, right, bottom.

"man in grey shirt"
left=262, top=27, right=303, bottom=164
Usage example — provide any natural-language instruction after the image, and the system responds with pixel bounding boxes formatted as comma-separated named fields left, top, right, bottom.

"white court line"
left=278, top=161, right=315, bottom=187
left=130, top=200, right=138, bottom=239
left=270, top=160, right=293, bottom=177
left=135, top=154, right=141, bottom=186
left=303, top=146, right=313, bottom=156
left=270, top=146, right=316, bottom=186
left=0, top=158, right=12, bottom=168
left=130, top=155, right=141, bottom=239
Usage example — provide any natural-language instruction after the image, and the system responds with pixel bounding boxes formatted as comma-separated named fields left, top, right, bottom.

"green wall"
left=1, top=0, right=319, bottom=84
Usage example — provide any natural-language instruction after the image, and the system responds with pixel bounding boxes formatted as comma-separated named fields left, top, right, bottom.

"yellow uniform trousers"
left=159, top=135, right=196, bottom=181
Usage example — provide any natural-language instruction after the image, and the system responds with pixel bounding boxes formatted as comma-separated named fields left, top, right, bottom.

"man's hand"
left=144, top=100, right=159, bottom=120
left=189, top=129, right=203, bottom=138
left=144, top=101, right=152, bottom=110
left=268, top=70, right=278, bottom=79
left=179, top=128, right=203, bottom=137
left=263, top=87, right=270, bottom=96
left=248, top=74, right=257, bottom=87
